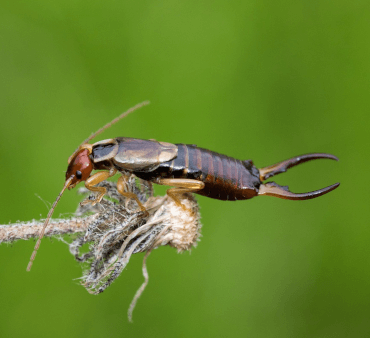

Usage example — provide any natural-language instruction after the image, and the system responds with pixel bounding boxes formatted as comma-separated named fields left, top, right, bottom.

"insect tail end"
left=257, top=153, right=339, bottom=200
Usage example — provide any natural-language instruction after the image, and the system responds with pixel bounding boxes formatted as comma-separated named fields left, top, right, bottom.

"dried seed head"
left=70, top=177, right=201, bottom=320
left=152, top=195, right=201, bottom=252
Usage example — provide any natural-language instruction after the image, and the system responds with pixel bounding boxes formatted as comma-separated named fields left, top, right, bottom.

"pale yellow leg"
left=117, top=175, right=148, bottom=214
left=157, top=178, right=205, bottom=212
left=82, top=168, right=117, bottom=206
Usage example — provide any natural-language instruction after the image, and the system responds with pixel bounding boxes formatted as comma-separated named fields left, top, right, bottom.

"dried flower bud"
left=72, top=177, right=201, bottom=320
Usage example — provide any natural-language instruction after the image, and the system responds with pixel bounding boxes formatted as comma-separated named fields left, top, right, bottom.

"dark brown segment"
left=200, top=148, right=209, bottom=177
left=207, top=149, right=215, bottom=181
left=222, top=156, right=232, bottom=185
left=189, top=144, right=199, bottom=171
left=182, top=145, right=202, bottom=180
left=202, top=149, right=215, bottom=187
left=213, top=154, right=223, bottom=199
left=215, top=153, right=223, bottom=182
left=232, top=158, right=239, bottom=188
left=196, top=147, right=202, bottom=171
left=171, top=144, right=187, bottom=178
left=238, top=159, right=244, bottom=191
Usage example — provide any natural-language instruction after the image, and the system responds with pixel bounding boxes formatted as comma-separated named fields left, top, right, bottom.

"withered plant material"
left=0, top=176, right=202, bottom=321
left=0, top=217, right=92, bottom=243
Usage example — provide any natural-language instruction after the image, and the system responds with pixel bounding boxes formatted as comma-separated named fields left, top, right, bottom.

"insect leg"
left=117, top=175, right=147, bottom=213
left=157, top=178, right=205, bottom=211
left=82, top=168, right=117, bottom=205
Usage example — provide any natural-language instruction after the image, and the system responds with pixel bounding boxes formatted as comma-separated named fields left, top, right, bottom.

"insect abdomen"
left=181, top=145, right=260, bottom=200
left=135, top=144, right=260, bottom=200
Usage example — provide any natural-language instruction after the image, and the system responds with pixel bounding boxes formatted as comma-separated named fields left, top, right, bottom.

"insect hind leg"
left=117, top=175, right=148, bottom=214
left=157, top=178, right=205, bottom=212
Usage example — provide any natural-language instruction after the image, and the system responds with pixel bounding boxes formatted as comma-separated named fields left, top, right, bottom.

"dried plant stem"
left=0, top=216, right=94, bottom=244
left=128, top=249, right=152, bottom=322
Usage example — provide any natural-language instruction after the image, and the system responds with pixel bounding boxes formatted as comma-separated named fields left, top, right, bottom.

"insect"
left=27, top=101, right=339, bottom=271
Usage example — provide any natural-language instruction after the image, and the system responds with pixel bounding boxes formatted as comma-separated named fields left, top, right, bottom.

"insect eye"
left=76, top=170, right=82, bottom=179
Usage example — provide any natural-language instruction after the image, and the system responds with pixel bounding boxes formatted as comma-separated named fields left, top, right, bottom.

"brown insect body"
left=132, top=144, right=261, bottom=201
left=27, top=101, right=340, bottom=271
left=91, top=139, right=339, bottom=202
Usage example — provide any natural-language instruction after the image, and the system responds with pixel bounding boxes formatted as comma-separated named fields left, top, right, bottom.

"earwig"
left=27, top=101, right=340, bottom=271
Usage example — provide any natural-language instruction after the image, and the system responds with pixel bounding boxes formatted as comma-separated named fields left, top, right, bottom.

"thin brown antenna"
left=68, top=101, right=150, bottom=164
left=26, top=176, right=74, bottom=271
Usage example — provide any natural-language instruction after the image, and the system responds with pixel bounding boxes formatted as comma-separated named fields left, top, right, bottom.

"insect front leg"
left=157, top=178, right=205, bottom=212
left=82, top=167, right=117, bottom=206
left=117, top=175, right=147, bottom=214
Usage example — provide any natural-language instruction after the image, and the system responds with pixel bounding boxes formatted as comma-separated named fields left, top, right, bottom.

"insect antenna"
left=26, top=176, right=74, bottom=271
left=68, top=101, right=150, bottom=164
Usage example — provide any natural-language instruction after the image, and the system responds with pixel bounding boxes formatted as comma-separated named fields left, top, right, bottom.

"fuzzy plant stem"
left=0, top=216, right=94, bottom=244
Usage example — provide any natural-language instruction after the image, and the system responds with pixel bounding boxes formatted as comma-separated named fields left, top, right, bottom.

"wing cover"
left=113, top=137, right=178, bottom=171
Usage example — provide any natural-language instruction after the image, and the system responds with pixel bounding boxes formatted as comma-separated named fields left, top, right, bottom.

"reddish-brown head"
left=66, top=148, right=94, bottom=189
left=27, top=102, right=150, bottom=272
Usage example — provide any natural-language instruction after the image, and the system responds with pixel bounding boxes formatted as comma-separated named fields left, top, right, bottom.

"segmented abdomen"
left=135, top=144, right=260, bottom=200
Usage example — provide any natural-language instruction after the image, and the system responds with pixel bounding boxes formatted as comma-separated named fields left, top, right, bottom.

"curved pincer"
left=257, top=153, right=340, bottom=200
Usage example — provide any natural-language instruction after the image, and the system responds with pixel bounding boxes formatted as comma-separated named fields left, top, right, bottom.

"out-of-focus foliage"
left=0, top=1, right=368, bottom=337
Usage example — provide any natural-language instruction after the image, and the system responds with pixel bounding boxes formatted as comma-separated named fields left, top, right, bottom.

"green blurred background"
left=0, top=1, right=369, bottom=337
